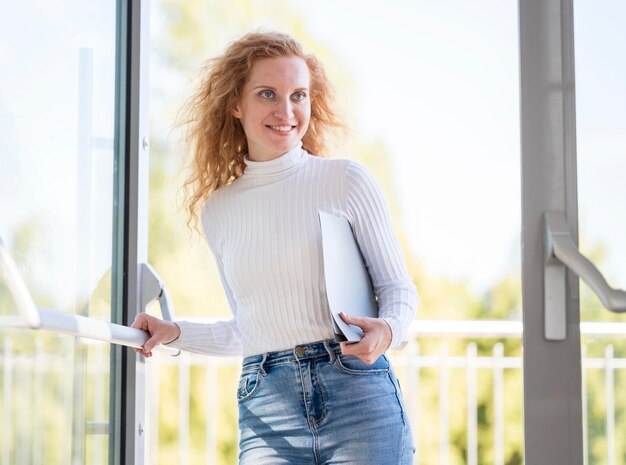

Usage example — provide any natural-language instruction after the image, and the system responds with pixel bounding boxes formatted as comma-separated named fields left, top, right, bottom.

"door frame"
left=519, top=1, right=583, bottom=464
left=110, top=0, right=151, bottom=464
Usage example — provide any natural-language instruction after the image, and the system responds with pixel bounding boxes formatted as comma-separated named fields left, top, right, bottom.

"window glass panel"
left=574, top=2, right=626, bottom=463
left=574, top=1, right=626, bottom=311
left=0, top=2, right=117, bottom=464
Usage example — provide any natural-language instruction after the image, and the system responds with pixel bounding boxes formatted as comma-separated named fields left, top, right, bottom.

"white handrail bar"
left=0, top=235, right=178, bottom=355
left=37, top=307, right=153, bottom=349
left=545, top=211, right=626, bottom=312
left=406, top=320, right=522, bottom=337
left=409, top=320, right=626, bottom=338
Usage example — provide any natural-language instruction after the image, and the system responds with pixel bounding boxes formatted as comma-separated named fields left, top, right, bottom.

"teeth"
left=269, top=125, right=293, bottom=132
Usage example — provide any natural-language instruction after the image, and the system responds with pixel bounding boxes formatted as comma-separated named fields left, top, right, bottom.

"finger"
left=340, top=340, right=365, bottom=356
left=134, top=348, right=147, bottom=357
left=144, top=332, right=166, bottom=353
left=340, top=342, right=380, bottom=365
left=131, top=313, right=148, bottom=329
left=137, top=347, right=152, bottom=357
left=143, top=339, right=156, bottom=353
left=339, top=312, right=372, bottom=329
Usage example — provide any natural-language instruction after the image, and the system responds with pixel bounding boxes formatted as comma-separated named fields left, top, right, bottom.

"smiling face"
left=232, top=56, right=311, bottom=161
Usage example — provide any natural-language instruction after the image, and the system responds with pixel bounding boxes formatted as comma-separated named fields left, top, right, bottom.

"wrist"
left=164, top=322, right=181, bottom=344
left=381, top=318, right=393, bottom=351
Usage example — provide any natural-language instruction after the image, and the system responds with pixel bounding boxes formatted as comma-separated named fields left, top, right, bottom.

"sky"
left=0, top=0, right=625, bottom=309
left=289, top=0, right=626, bottom=292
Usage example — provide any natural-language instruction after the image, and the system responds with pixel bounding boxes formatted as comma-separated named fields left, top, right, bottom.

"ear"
left=231, top=103, right=242, bottom=119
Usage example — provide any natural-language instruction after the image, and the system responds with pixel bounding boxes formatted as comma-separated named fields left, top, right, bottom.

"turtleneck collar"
left=243, top=142, right=306, bottom=176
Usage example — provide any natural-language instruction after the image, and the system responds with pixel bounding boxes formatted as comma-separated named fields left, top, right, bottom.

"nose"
left=273, top=97, right=294, bottom=120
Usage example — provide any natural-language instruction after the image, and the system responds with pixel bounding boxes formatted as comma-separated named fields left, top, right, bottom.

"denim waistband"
left=242, top=339, right=342, bottom=369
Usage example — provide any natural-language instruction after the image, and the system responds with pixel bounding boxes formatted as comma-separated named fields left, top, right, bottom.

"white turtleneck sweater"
left=167, top=142, right=419, bottom=357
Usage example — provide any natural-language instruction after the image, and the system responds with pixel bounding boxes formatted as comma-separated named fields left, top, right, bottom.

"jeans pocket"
left=389, top=370, right=411, bottom=427
left=334, top=353, right=390, bottom=375
left=237, top=368, right=262, bottom=404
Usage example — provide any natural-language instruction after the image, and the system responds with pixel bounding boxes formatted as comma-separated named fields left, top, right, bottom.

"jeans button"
left=295, top=346, right=306, bottom=356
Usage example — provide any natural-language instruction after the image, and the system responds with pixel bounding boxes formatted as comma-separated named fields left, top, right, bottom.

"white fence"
left=2, top=320, right=626, bottom=465
left=143, top=320, right=626, bottom=465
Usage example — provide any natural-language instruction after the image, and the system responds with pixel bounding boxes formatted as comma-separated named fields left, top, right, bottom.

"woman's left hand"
left=339, top=312, right=392, bottom=365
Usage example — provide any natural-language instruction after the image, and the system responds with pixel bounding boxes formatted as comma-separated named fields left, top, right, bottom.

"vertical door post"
left=519, top=0, right=583, bottom=464
left=111, top=0, right=150, bottom=464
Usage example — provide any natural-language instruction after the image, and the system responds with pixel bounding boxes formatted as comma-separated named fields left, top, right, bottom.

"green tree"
left=147, top=2, right=626, bottom=465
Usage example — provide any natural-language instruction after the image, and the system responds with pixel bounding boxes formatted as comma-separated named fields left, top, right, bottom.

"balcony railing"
left=2, top=319, right=626, bottom=465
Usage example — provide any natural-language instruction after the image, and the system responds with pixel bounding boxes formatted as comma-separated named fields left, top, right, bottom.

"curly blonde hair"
left=181, top=31, right=343, bottom=229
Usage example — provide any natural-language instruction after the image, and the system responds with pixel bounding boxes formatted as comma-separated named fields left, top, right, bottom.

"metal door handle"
left=0, top=235, right=178, bottom=354
left=544, top=211, right=626, bottom=340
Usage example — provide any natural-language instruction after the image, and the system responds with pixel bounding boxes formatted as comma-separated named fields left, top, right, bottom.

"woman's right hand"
left=131, top=313, right=181, bottom=358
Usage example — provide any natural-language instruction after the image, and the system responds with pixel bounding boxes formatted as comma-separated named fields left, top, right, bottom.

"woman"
left=133, top=31, right=419, bottom=464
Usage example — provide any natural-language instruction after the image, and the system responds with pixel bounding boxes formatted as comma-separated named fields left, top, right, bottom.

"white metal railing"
left=146, top=330, right=626, bottom=465
left=140, top=319, right=626, bottom=465
left=2, top=322, right=626, bottom=465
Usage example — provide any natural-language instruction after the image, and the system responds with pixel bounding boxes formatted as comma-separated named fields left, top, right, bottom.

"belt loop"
left=259, top=353, right=268, bottom=376
left=323, top=339, right=336, bottom=363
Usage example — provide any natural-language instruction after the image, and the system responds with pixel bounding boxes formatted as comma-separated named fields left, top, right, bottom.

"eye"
left=292, top=91, right=307, bottom=102
left=258, top=90, right=274, bottom=99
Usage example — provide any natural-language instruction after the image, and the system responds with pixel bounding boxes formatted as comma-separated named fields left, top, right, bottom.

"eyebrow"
left=252, top=85, right=309, bottom=92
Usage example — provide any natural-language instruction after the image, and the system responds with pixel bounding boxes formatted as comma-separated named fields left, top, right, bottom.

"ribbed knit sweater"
left=167, top=142, right=419, bottom=357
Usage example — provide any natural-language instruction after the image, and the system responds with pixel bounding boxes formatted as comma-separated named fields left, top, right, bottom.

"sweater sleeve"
left=165, top=206, right=243, bottom=356
left=343, top=161, right=419, bottom=349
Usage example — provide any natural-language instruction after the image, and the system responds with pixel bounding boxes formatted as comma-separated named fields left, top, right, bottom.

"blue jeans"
left=237, top=339, right=414, bottom=464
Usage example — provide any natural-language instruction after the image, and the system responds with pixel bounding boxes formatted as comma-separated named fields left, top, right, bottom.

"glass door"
left=574, top=2, right=626, bottom=464
left=0, top=1, right=149, bottom=464
left=520, top=1, right=626, bottom=465
left=0, top=2, right=118, bottom=463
